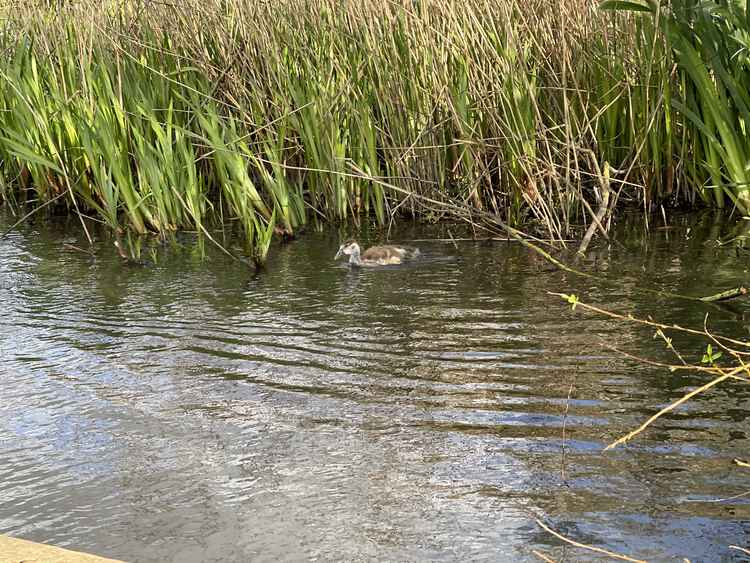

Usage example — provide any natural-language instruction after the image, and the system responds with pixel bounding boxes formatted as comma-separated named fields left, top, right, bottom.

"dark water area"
left=0, top=209, right=749, bottom=562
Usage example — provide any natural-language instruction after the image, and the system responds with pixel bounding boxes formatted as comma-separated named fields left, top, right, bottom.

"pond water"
left=0, top=210, right=748, bottom=562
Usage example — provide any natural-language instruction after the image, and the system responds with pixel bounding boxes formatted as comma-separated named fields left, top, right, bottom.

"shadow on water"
left=0, top=210, right=749, bottom=561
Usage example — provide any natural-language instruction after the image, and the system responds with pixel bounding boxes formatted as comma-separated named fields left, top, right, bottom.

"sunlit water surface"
left=0, top=211, right=748, bottom=561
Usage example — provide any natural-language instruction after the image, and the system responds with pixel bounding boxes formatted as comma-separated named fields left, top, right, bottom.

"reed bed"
left=0, top=0, right=744, bottom=262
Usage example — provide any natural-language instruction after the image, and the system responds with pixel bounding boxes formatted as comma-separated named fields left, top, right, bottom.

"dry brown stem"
left=549, top=292, right=750, bottom=450
left=531, top=549, right=557, bottom=563
left=548, top=292, right=750, bottom=351
left=604, top=372, right=735, bottom=451
left=535, top=519, right=648, bottom=563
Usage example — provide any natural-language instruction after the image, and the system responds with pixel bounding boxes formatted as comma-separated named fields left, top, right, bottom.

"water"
left=0, top=211, right=748, bottom=562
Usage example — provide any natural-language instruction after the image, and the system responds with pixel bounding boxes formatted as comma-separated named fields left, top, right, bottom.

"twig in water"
left=699, top=286, right=748, bottom=303
left=549, top=292, right=750, bottom=351
left=63, top=176, right=93, bottom=246
left=63, top=243, right=95, bottom=256
left=602, top=343, right=735, bottom=376
left=535, top=519, right=647, bottom=563
left=686, top=488, right=750, bottom=503
left=531, top=549, right=557, bottom=563
left=551, top=292, right=750, bottom=450
left=604, top=371, right=736, bottom=451
left=577, top=155, right=611, bottom=256
left=700, top=314, right=746, bottom=366
left=446, top=229, right=459, bottom=250
left=0, top=191, right=66, bottom=239
left=561, top=382, right=574, bottom=483
left=729, top=546, right=750, bottom=556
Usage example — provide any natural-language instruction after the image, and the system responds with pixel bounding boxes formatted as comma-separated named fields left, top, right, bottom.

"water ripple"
left=0, top=219, right=748, bottom=561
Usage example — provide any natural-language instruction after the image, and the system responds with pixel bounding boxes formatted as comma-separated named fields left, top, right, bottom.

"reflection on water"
left=0, top=212, right=749, bottom=562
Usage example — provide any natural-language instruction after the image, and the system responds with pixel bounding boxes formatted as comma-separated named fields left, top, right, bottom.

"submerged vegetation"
left=1, top=0, right=750, bottom=262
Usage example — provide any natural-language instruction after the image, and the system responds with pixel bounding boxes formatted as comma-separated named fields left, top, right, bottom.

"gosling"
left=334, top=240, right=420, bottom=266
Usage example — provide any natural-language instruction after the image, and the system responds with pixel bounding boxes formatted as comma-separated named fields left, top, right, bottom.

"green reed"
left=602, top=0, right=750, bottom=214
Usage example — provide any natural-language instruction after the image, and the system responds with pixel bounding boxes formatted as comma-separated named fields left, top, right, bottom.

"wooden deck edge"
left=0, top=535, right=124, bottom=563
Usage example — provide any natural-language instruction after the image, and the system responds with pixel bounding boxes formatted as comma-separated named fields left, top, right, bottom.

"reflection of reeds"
left=0, top=0, right=730, bottom=262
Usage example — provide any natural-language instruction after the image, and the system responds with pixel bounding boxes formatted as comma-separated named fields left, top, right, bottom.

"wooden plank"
left=0, top=535, right=123, bottom=563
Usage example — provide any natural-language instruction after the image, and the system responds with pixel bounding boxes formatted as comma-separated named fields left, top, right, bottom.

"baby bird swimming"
left=334, top=240, right=420, bottom=266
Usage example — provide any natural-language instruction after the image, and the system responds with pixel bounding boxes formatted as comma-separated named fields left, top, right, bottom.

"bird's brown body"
left=334, top=241, right=419, bottom=266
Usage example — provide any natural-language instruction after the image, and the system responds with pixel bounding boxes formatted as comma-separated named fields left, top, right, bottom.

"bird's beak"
left=334, top=247, right=343, bottom=260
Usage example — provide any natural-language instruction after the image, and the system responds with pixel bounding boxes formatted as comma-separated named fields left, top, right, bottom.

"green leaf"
left=0, top=133, right=63, bottom=175
left=701, top=344, right=723, bottom=364
left=599, top=0, right=657, bottom=13
left=565, top=294, right=580, bottom=310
